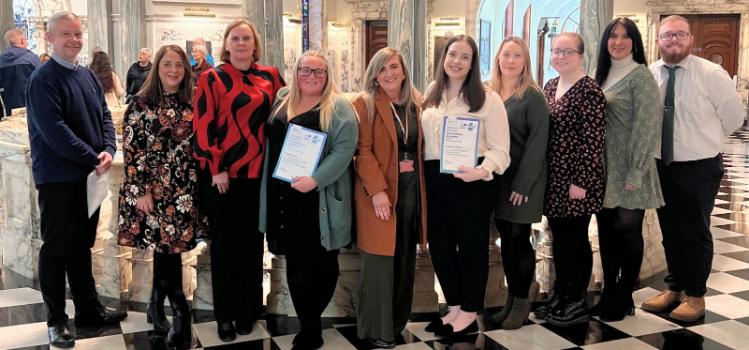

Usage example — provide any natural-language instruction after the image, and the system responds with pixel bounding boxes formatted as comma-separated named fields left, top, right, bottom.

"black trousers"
left=656, top=155, right=723, bottom=297
left=286, top=245, right=339, bottom=337
left=425, top=161, right=494, bottom=312
left=547, top=215, right=593, bottom=298
left=199, top=173, right=264, bottom=325
left=494, top=219, right=535, bottom=299
left=37, top=180, right=103, bottom=326
left=597, top=207, right=645, bottom=297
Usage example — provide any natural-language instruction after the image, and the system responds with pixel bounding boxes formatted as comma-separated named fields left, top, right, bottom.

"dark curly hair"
left=89, top=51, right=115, bottom=92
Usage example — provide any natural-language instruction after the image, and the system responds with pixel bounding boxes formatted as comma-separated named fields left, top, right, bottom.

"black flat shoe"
left=291, top=333, right=324, bottom=350
left=74, top=307, right=128, bottom=328
left=434, top=320, right=479, bottom=338
left=367, top=338, right=396, bottom=349
left=217, top=322, right=236, bottom=342
left=48, top=322, right=75, bottom=348
left=425, top=319, right=444, bottom=332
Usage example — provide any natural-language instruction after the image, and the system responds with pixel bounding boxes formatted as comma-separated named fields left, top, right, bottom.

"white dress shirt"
left=421, top=84, right=511, bottom=178
left=649, top=55, right=744, bottom=162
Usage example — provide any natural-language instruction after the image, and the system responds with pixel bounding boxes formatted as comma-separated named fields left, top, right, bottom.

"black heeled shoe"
left=434, top=320, right=478, bottom=338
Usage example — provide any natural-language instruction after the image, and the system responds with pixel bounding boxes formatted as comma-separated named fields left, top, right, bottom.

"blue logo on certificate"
left=272, top=124, right=328, bottom=183
left=439, top=116, right=480, bottom=174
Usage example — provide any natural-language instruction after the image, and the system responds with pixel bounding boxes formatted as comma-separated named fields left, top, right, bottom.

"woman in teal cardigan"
left=259, top=51, right=358, bottom=349
left=593, top=17, right=664, bottom=321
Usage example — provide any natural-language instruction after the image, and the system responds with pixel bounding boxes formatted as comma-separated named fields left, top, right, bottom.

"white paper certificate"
left=440, top=116, right=480, bottom=173
left=272, top=124, right=327, bottom=183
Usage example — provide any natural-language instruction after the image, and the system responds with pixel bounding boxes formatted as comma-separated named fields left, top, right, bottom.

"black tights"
left=547, top=215, right=593, bottom=298
left=495, top=219, right=536, bottom=298
left=597, top=208, right=645, bottom=297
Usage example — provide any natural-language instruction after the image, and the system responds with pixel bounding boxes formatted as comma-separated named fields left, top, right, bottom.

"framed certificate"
left=440, top=116, right=480, bottom=173
left=272, top=124, right=327, bottom=183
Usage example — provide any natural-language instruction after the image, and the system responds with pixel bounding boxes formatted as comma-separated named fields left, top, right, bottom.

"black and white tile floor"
left=4, top=128, right=749, bottom=349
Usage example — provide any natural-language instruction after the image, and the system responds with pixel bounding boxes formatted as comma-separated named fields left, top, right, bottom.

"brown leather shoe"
left=641, top=290, right=684, bottom=312
left=669, top=296, right=705, bottom=322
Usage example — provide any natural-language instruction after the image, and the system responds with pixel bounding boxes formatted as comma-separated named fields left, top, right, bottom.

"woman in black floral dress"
left=117, top=45, right=203, bottom=348
left=534, top=33, right=606, bottom=327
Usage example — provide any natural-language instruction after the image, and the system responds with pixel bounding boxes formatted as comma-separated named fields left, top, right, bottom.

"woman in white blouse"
left=421, top=34, right=510, bottom=337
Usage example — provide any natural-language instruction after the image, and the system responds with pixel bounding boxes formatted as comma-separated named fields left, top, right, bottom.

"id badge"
left=399, top=160, right=414, bottom=173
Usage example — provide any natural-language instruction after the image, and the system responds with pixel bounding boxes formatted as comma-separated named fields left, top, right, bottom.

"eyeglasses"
left=658, top=31, right=690, bottom=41
left=551, top=48, right=579, bottom=58
left=298, top=67, right=327, bottom=78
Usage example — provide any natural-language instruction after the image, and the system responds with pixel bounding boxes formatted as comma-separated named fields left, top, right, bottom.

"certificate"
left=440, top=116, right=480, bottom=173
left=272, top=124, right=327, bottom=183
left=86, top=171, right=109, bottom=218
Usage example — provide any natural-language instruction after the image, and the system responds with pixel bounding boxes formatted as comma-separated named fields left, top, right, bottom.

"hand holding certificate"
left=273, top=124, right=327, bottom=183
left=440, top=116, right=480, bottom=173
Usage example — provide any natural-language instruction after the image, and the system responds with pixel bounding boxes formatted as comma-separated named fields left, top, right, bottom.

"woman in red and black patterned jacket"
left=193, top=18, right=284, bottom=342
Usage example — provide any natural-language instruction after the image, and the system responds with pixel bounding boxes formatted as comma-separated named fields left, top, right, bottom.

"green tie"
left=662, top=65, right=679, bottom=165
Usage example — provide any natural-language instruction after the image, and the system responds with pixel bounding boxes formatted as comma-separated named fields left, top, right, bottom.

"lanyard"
left=389, top=102, right=409, bottom=146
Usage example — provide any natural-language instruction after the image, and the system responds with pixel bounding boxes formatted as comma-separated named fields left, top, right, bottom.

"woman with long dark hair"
left=89, top=51, right=125, bottom=107
left=117, top=45, right=202, bottom=348
left=593, top=17, right=664, bottom=321
left=421, top=34, right=510, bottom=337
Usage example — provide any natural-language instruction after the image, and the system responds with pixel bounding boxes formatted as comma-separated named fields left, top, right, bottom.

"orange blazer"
left=352, top=88, right=427, bottom=256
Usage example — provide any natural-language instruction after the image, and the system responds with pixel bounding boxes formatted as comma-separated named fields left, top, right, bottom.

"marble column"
left=579, top=0, right=613, bottom=74
left=388, top=0, right=428, bottom=91
left=0, top=0, right=13, bottom=52
left=116, top=0, right=145, bottom=86
left=244, top=0, right=285, bottom=71
left=485, top=223, right=508, bottom=308
left=87, top=0, right=110, bottom=56
left=307, top=0, right=325, bottom=51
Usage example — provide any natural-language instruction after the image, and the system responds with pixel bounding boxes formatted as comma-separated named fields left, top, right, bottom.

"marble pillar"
left=580, top=0, right=613, bottom=74
left=87, top=0, right=110, bottom=56
left=387, top=0, right=428, bottom=91
left=193, top=243, right=213, bottom=310
left=485, top=223, right=508, bottom=307
left=0, top=0, right=13, bottom=52
left=116, top=0, right=145, bottom=86
left=244, top=0, right=285, bottom=70
left=307, top=0, right=325, bottom=51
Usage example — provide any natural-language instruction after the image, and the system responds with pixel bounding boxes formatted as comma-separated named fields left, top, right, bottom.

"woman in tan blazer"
left=352, top=47, right=427, bottom=348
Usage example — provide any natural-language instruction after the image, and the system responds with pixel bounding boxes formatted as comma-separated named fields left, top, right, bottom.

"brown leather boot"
left=641, top=290, right=683, bottom=313
left=669, top=296, right=705, bottom=322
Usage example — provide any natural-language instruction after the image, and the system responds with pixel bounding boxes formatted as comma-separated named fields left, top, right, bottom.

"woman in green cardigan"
left=593, top=17, right=664, bottom=321
left=259, top=51, right=358, bottom=349
left=487, top=37, right=549, bottom=329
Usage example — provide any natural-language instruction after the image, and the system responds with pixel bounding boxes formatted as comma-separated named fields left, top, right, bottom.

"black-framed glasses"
left=658, top=31, right=690, bottom=41
left=551, top=48, right=579, bottom=58
left=298, top=67, right=327, bottom=78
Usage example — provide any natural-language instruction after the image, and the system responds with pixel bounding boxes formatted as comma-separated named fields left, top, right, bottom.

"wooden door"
left=366, top=20, right=388, bottom=66
left=662, top=14, right=739, bottom=77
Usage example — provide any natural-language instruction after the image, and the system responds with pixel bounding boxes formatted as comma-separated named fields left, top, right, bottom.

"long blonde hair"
left=360, top=47, right=416, bottom=125
left=273, top=50, right=340, bottom=131
left=488, top=37, right=540, bottom=99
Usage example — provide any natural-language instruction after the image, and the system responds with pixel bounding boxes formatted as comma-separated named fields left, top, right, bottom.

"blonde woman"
left=352, top=47, right=427, bottom=348
left=259, top=51, right=358, bottom=350
left=487, top=37, right=549, bottom=329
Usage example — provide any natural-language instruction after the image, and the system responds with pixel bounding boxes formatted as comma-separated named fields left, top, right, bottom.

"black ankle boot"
left=534, top=289, right=563, bottom=320
left=547, top=293, right=589, bottom=327
left=600, top=289, right=635, bottom=322
left=147, top=287, right=171, bottom=333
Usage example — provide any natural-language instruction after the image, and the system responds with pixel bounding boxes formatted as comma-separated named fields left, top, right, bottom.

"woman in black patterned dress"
left=534, top=33, right=606, bottom=327
left=118, top=45, right=203, bottom=348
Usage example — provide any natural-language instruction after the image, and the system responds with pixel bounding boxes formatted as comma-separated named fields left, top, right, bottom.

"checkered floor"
left=4, top=128, right=749, bottom=349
